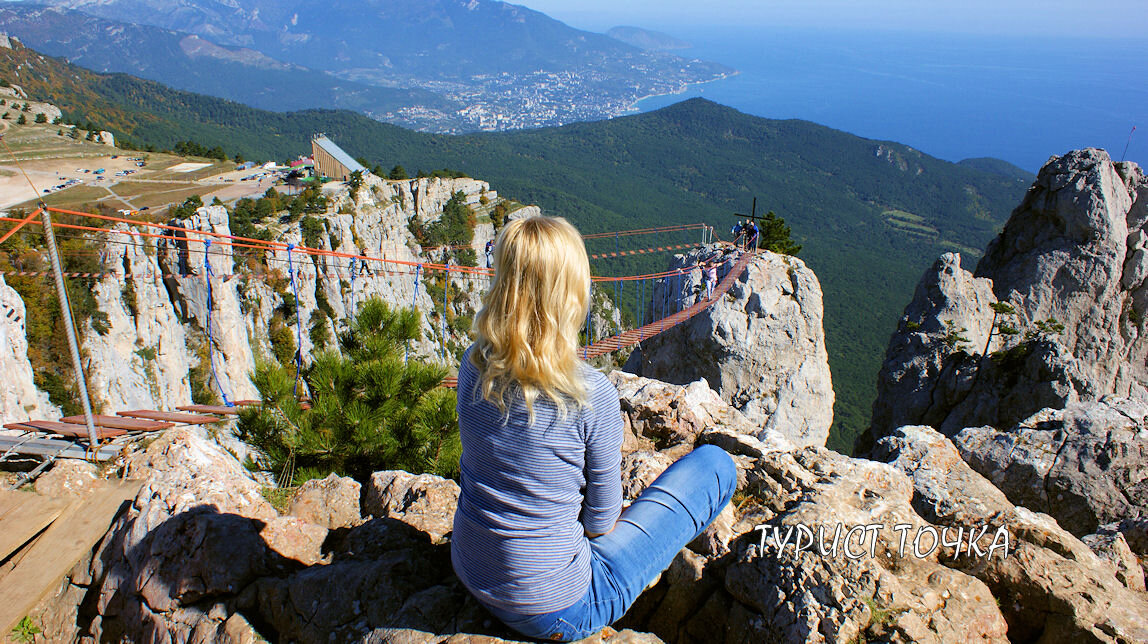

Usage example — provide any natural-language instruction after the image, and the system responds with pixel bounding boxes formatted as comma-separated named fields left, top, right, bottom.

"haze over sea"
left=634, top=26, right=1147, bottom=173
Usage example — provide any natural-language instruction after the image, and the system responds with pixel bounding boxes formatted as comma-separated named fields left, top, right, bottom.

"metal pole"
left=40, top=208, right=99, bottom=453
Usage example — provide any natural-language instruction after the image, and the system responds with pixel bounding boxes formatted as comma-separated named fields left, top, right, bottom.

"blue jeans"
left=485, top=444, right=737, bottom=642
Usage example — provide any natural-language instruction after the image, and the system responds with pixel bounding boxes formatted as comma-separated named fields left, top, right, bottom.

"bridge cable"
left=203, top=240, right=233, bottom=407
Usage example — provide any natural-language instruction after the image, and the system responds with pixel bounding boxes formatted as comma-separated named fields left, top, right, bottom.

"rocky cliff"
left=27, top=370, right=1148, bottom=643
left=864, top=149, right=1147, bottom=444
left=16, top=149, right=1148, bottom=644
left=0, top=273, right=60, bottom=424
left=856, top=149, right=1148, bottom=608
left=624, top=244, right=833, bottom=448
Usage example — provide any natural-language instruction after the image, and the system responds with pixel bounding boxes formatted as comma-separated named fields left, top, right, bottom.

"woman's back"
left=451, top=348, right=623, bottom=615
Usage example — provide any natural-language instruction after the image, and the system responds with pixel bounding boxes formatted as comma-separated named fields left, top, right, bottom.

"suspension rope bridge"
left=1, top=203, right=749, bottom=450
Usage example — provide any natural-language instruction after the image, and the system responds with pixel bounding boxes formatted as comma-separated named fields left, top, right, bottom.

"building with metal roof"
left=311, top=134, right=366, bottom=181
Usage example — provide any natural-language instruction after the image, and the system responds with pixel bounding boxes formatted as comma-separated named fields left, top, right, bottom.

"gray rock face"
left=865, top=150, right=1148, bottom=449
left=364, top=470, right=461, bottom=544
left=951, top=398, right=1148, bottom=537
left=625, top=245, right=833, bottom=447
left=33, top=458, right=99, bottom=497
left=87, top=223, right=193, bottom=410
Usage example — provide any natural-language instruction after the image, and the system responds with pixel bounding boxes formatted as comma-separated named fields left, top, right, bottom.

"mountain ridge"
left=11, top=0, right=732, bottom=131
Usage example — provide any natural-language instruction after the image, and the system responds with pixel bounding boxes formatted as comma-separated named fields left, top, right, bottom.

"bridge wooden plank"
left=0, top=480, right=141, bottom=634
left=2, top=420, right=126, bottom=439
left=116, top=410, right=222, bottom=425
left=176, top=405, right=242, bottom=416
left=59, top=415, right=173, bottom=431
left=0, top=491, right=71, bottom=561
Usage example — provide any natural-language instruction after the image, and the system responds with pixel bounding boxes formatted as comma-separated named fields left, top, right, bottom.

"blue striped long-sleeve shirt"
left=450, top=345, right=624, bottom=614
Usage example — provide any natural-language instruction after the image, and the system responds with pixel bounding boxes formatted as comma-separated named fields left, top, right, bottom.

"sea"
left=634, top=26, right=1148, bottom=173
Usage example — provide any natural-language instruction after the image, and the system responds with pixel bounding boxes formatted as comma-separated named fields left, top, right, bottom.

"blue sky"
left=512, top=0, right=1146, bottom=39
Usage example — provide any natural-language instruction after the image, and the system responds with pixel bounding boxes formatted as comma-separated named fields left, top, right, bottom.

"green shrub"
left=238, top=298, right=460, bottom=484
left=301, top=215, right=324, bottom=249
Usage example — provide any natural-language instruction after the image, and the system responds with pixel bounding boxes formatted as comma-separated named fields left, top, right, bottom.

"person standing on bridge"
left=451, top=216, right=736, bottom=642
left=703, top=259, right=719, bottom=301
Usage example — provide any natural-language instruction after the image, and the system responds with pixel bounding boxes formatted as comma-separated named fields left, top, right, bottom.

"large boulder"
left=364, top=470, right=461, bottom=544
left=862, top=150, right=1148, bottom=450
left=288, top=472, right=363, bottom=529
left=952, top=398, right=1148, bottom=537
left=875, top=425, right=1148, bottom=642
left=625, top=245, right=833, bottom=447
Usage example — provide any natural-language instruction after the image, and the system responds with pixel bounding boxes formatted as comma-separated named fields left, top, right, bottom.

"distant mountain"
left=17, top=0, right=733, bottom=131
left=607, top=26, right=692, bottom=51
left=0, top=5, right=464, bottom=131
left=0, top=41, right=1029, bottom=452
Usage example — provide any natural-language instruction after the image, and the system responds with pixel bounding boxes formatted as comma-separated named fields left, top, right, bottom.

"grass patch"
left=260, top=486, right=297, bottom=514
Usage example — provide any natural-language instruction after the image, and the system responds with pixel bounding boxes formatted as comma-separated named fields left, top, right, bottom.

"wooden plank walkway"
left=2, top=420, right=126, bottom=440
left=0, top=480, right=141, bottom=634
left=116, top=410, right=223, bottom=425
left=59, top=415, right=173, bottom=431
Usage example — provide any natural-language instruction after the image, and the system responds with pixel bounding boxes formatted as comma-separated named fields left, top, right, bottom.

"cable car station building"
left=311, top=134, right=366, bottom=181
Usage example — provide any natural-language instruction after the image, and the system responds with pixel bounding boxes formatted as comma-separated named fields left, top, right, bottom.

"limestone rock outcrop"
left=86, top=223, right=193, bottom=410
left=863, top=150, right=1148, bottom=448
left=624, top=245, right=833, bottom=447
left=2, top=174, right=511, bottom=416
left=0, top=273, right=59, bottom=424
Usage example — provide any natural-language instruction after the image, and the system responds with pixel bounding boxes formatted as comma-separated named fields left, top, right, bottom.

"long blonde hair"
left=471, top=215, right=590, bottom=423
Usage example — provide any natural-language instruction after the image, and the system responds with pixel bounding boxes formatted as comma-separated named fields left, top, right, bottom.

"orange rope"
left=0, top=207, right=43, bottom=245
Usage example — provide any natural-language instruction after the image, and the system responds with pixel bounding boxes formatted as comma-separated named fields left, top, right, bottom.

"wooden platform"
left=2, top=420, right=126, bottom=440
left=116, top=410, right=223, bottom=425
left=0, top=479, right=142, bottom=634
left=59, top=414, right=173, bottom=432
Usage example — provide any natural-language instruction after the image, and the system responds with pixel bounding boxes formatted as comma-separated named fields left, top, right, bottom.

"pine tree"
left=757, top=211, right=802, bottom=256
left=238, top=298, right=460, bottom=484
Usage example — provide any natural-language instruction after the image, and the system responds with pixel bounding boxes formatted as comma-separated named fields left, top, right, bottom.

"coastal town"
left=375, top=60, right=735, bottom=132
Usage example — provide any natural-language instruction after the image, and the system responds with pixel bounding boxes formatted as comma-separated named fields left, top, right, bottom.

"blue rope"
left=441, top=265, right=449, bottom=360
left=349, top=258, right=357, bottom=317
left=584, top=284, right=592, bottom=360
left=287, top=244, right=303, bottom=397
left=406, top=264, right=421, bottom=364
left=203, top=240, right=232, bottom=407
left=638, top=278, right=644, bottom=328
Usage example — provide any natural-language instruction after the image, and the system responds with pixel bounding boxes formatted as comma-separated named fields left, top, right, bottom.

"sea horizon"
left=631, top=26, right=1148, bottom=173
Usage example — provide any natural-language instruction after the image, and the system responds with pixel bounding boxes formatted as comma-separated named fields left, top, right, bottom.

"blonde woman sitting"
left=451, top=215, right=737, bottom=642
